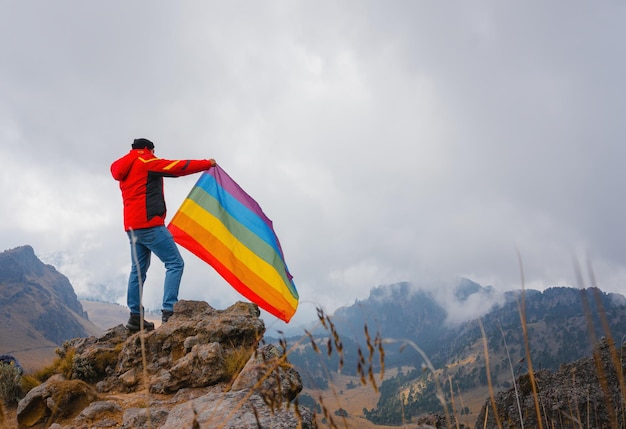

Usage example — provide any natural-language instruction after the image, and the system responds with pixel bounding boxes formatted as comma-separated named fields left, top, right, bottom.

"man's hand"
left=209, top=158, right=216, bottom=167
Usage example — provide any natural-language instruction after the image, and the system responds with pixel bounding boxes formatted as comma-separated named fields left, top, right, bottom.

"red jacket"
left=111, top=149, right=214, bottom=231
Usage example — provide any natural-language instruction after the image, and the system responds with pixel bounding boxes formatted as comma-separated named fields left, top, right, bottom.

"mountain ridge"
left=288, top=279, right=626, bottom=426
left=0, top=245, right=101, bottom=371
left=3, top=245, right=625, bottom=427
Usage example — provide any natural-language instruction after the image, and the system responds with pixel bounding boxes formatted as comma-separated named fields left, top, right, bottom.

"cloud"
left=1, top=2, right=625, bottom=329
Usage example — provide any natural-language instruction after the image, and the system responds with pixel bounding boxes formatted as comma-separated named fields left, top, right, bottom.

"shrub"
left=0, top=364, right=23, bottom=405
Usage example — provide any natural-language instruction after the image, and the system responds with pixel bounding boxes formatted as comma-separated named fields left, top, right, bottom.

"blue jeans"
left=126, top=226, right=184, bottom=315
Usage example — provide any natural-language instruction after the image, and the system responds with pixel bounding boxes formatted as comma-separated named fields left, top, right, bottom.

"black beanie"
left=132, top=138, right=155, bottom=150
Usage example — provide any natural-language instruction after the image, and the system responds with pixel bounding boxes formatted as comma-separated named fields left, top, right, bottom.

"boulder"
left=17, top=376, right=98, bottom=427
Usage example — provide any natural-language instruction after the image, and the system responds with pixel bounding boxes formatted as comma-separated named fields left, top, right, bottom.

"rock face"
left=475, top=338, right=626, bottom=429
left=14, top=300, right=313, bottom=429
left=0, top=246, right=100, bottom=369
left=0, top=246, right=87, bottom=319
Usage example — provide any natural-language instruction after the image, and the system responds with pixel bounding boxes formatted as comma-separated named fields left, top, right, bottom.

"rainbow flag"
left=168, top=165, right=298, bottom=322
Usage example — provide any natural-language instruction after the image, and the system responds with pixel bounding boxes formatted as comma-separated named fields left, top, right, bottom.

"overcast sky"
left=1, top=1, right=625, bottom=332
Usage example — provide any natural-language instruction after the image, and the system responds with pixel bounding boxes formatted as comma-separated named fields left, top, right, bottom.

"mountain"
left=287, top=280, right=626, bottom=427
left=0, top=246, right=101, bottom=371
left=287, top=279, right=495, bottom=380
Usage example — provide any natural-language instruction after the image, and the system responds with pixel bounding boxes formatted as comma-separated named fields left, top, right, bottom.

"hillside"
left=476, top=338, right=626, bottom=428
left=288, top=281, right=626, bottom=426
left=0, top=246, right=101, bottom=371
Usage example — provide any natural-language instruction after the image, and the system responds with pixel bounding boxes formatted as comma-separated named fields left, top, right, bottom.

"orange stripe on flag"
left=169, top=215, right=296, bottom=321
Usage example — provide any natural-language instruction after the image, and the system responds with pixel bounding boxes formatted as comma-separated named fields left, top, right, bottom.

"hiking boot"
left=126, top=313, right=155, bottom=332
left=162, top=310, right=174, bottom=323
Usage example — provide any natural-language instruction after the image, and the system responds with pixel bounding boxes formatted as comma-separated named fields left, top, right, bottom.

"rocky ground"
left=3, top=300, right=314, bottom=429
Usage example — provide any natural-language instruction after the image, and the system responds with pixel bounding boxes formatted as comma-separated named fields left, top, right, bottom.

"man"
left=111, top=138, right=215, bottom=331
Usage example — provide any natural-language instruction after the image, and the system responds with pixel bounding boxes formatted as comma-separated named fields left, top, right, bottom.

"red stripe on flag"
left=169, top=222, right=295, bottom=322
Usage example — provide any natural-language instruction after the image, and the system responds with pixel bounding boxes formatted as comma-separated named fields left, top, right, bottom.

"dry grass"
left=36, top=348, right=75, bottom=381
left=5, top=250, right=626, bottom=429
left=224, top=346, right=256, bottom=379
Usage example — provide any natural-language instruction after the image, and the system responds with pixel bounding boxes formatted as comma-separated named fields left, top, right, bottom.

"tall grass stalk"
left=516, top=248, right=544, bottom=429
left=571, top=371, right=583, bottom=429
left=385, top=337, right=452, bottom=429
left=573, top=257, right=618, bottom=429
left=499, top=324, right=524, bottom=428
left=483, top=405, right=489, bottom=429
left=479, top=319, right=502, bottom=429
left=129, top=231, right=153, bottom=429
left=448, top=375, right=461, bottom=429
left=455, top=381, right=468, bottom=427
left=586, top=258, right=626, bottom=415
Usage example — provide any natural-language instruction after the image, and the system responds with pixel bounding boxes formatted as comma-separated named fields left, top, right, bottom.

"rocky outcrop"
left=14, top=300, right=313, bottom=429
left=475, top=338, right=626, bottom=429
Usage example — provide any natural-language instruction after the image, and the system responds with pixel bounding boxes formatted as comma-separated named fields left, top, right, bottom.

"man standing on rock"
left=111, top=138, right=215, bottom=331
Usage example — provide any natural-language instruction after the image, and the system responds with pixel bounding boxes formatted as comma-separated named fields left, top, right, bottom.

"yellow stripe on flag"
left=177, top=200, right=298, bottom=309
